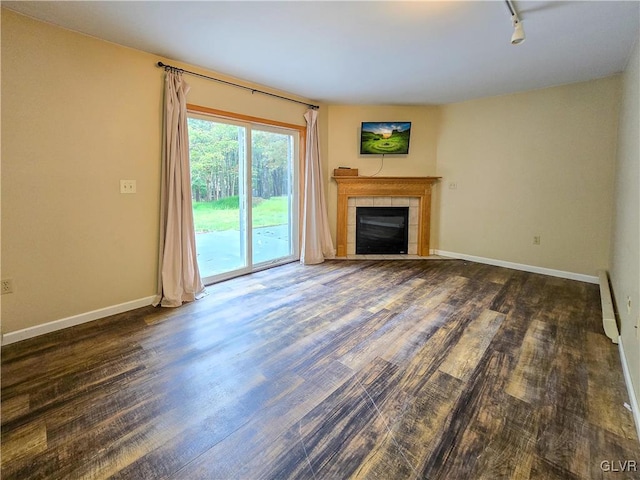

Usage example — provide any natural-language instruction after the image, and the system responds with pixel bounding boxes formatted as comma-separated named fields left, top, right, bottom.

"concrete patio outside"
left=195, top=224, right=292, bottom=278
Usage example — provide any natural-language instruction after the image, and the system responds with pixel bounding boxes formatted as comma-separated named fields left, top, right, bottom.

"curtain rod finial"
left=157, top=61, right=166, bottom=68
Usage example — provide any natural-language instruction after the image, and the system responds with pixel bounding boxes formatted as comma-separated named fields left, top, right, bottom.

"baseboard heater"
left=597, top=269, right=619, bottom=344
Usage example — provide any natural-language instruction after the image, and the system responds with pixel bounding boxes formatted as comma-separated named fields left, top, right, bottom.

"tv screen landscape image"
left=360, top=122, right=411, bottom=155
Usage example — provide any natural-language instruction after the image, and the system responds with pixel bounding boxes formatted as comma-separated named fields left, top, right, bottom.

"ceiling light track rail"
left=505, top=0, right=516, bottom=17
left=157, top=61, right=319, bottom=110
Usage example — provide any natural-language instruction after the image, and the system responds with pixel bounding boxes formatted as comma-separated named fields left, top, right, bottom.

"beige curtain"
left=301, top=109, right=335, bottom=264
left=153, top=69, right=206, bottom=307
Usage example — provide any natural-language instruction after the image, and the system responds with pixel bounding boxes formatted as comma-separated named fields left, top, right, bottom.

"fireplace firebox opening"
left=356, top=207, right=409, bottom=254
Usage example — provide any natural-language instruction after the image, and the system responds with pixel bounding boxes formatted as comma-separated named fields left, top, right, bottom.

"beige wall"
left=325, top=105, right=439, bottom=241
left=611, top=38, right=640, bottom=402
left=435, top=77, right=621, bottom=276
left=1, top=10, right=313, bottom=335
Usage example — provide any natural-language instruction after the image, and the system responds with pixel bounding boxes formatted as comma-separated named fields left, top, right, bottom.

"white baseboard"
left=433, top=250, right=598, bottom=284
left=1, top=296, right=156, bottom=346
left=618, top=336, right=640, bottom=442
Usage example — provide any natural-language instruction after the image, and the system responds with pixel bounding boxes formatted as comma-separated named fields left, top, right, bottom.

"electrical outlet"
left=627, top=296, right=632, bottom=315
left=1, top=279, right=14, bottom=295
left=448, top=182, right=458, bottom=190
left=120, top=180, right=137, bottom=194
left=533, top=236, right=541, bottom=245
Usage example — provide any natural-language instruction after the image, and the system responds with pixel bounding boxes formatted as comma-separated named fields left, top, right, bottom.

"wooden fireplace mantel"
left=333, top=176, right=441, bottom=257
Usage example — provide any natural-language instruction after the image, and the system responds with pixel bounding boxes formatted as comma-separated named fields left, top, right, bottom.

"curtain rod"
left=157, top=61, right=319, bottom=110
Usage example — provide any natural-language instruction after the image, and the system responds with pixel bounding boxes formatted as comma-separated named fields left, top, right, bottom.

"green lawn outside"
left=193, top=196, right=289, bottom=232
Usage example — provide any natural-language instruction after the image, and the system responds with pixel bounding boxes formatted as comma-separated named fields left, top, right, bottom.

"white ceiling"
left=4, top=1, right=639, bottom=104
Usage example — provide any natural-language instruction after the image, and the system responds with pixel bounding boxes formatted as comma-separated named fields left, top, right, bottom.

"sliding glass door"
left=188, top=113, right=298, bottom=283
left=251, top=127, right=295, bottom=266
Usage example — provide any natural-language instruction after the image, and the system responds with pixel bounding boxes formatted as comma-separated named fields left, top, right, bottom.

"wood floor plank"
left=490, top=271, right=549, bottom=318
left=351, top=369, right=466, bottom=479
left=338, top=284, right=459, bottom=372
left=340, top=309, right=502, bottom=477
left=111, top=372, right=315, bottom=480
left=585, top=330, right=638, bottom=440
left=536, top=405, right=592, bottom=479
left=505, top=319, right=558, bottom=405
left=587, top=424, right=640, bottom=480
left=1, top=419, right=47, bottom=465
left=421, top=349, right=536, bottom=480
left=380, top=302, right=455, bottom=367
left=0, top=394, right=30, bottom=424
left=438, top=309, right=505, bottom=381
left=463, top=400, right=538, bottom=480
left=431, top=347, right=531, bottom=478
left=166, top=377, right=330, bottom=478
left=542, top=341, right=589, bottom=419
left=529, top=455, right=583, bottom=480
left=271, top=357, right=404, bottom=480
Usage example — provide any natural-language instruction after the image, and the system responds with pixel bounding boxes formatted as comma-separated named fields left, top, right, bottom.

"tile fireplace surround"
left=333, top=176, right=441, bottom=258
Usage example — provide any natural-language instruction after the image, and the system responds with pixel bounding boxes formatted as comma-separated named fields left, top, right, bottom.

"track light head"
left=511, top=15, right=525, bottom=45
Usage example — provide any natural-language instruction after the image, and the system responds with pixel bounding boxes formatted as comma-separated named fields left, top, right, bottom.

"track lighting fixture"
left=505, top=0, right=525, bottom=45
left=511, top=16, right=525, bottom=45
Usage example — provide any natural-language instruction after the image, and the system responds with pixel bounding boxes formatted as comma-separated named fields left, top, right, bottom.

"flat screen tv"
left=360, top=122, right=411, bottom=155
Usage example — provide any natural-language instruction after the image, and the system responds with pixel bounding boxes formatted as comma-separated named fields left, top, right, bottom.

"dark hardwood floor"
left=1, top=259, right=638, bottom=479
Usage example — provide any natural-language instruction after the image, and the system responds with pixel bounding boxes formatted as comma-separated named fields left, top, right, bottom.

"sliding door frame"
left=187, top=104, right=306, bottom=283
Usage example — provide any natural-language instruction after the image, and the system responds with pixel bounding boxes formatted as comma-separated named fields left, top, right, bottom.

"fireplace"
left=356, top=207, right=409, bottom=254
left=333, top=176, right=441, bottom=257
